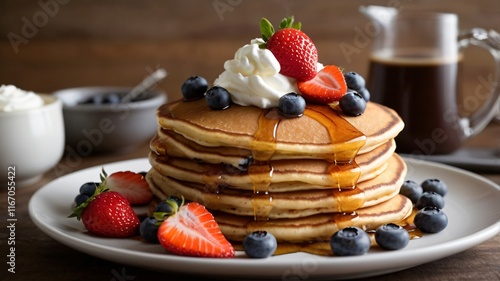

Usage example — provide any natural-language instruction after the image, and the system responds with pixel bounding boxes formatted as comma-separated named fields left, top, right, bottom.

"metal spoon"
left=122, top=68, right=167, bottom=103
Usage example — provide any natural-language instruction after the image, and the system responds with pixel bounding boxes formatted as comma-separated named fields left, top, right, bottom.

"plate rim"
left=28, top=157, right=500, bottom=279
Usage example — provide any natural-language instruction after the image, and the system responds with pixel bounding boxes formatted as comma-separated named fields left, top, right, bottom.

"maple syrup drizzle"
left=156, top=100, right=425, bottom=257
left=304, top=107, right=365, bottom=190
left=163, top=101, right=369, bottom=228
left=250, top=109, right=281, bottom=162
left=246, top=105, right=368, bottom=220
left=249, top=109, right=280, bottom=220
left=202, top=164, right=224, bottom=192
left=333, top=188, right=365, bottom=212
left=304, top=105, right=366, bottom=163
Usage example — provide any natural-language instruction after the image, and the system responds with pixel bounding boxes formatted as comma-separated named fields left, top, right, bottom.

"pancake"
left=146, top=153, right=406, bottom=219
left=148, top=97, right=408, bottom=245
left=149, top=139, right=396, bottom=191
left=156, top=99, right=403, bottom=163
left=152, top=129, right=253, bottom=170
left=214, top=194, right=413, bottom=243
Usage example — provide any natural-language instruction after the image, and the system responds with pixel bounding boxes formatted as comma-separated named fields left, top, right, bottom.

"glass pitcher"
left=361, top=6, right=500, bottom=155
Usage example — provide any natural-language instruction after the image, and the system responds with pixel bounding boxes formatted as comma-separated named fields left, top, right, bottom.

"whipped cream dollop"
left=214, top=38, right=300, bottom=109
left=0, top=85, right=44, bottom=112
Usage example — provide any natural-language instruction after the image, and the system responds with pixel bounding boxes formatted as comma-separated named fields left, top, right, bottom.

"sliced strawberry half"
left=105, top=170, right=153, bottom=205
left=157, top=202, right=235, bottom=258
left=297, top=65, right=347, bottom=104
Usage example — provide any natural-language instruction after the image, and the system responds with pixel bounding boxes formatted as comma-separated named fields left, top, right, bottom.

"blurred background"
left=1, top=0, right=500, bottom=106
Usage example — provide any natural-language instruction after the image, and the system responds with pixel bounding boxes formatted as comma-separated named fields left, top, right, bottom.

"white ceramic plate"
left=29, top=158, right=500, bottom=280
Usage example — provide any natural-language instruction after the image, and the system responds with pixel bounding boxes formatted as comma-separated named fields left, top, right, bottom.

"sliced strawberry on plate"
left=157, top=201, right=235, bottom=258
left=297, top=65, right=347, bottom=104
left=104, top=170, right=153, bottom=205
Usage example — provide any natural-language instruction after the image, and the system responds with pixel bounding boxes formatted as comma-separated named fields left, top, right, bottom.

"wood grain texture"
left=0, top=2, right=499, bottom=280
left=1, top=0, right=500, bottom=102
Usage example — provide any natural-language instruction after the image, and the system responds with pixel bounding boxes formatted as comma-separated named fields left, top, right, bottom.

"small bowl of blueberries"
left=53, top=86, right=167, bottom=154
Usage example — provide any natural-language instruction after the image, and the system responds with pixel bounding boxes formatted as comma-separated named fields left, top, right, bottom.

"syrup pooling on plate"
left=246, top=207, right=423, bottom=256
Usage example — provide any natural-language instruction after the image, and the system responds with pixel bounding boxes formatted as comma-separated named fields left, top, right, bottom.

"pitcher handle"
left=458, top=28, right=500, bottom=137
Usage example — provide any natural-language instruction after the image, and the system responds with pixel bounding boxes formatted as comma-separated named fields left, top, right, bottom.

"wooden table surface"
left=1, top=2, right=499, bottom=278
left=2, top=121, right=498, bottom=280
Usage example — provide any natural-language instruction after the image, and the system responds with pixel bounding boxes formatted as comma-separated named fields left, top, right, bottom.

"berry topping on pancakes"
left=297, top=65, right=347, bottom=104
left=260, top=16, right=318, bottom=82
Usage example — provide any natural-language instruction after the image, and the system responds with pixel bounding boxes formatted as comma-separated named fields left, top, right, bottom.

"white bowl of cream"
left=0, top=85, right=65, bottom=186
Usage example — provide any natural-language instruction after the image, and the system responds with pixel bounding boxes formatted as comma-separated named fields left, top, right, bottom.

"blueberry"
left=242, top=231, right=277, bottom=258
left=416, top=192, right=445, bottom=210
left=80, top=95, right=105, bottom=105
left=154, top=201, right=173, bottom=213
left=79, top=97, right=94, bottom=105
left=414, top=207, right=448, bottom=233
left=79, top=182, right=98, bottom=196
left=339, top=90, right=367, bottom=116
left=205, top=86, right=232, bottom=110
left=344, top=72, right=366, bottom=91
left=421, top=178, right=448, bottom=196
left=278, top=92, right=306, bottom=118
left=375, top=223, right=410, bottom=250
left=138, top=171, right=148, bottom=178
left=140, top=216, right=160, bottom=243
left=330, top=227, right=371, bottom=256
left=103, top=93, right=121, bottom=104
left=399, top=180, right=423, bottom=204
left=182, top=76, right=208, bottom=101
left=357, top=88, right=370, bottom=102
left=154, top=196, right=183, bottom=213
left=74, top=194, right=89, bottom=206
left=90, top=95, right=104, bottom=105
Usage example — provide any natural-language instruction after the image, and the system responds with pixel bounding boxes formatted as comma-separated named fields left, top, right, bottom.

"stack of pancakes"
left=146, top=98, right=412, bottom=243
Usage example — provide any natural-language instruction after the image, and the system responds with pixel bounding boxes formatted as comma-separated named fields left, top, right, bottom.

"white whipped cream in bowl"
left=214, top=38, right=300, bottom=109
left=0, top=84, right=45, bottom=112
left=0, top=85, right=64, bottom=186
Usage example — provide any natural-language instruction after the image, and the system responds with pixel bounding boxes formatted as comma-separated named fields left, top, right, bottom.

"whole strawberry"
left=260, top=16, right=318, bottom=81
left=69, top=175, right=140, bottom=238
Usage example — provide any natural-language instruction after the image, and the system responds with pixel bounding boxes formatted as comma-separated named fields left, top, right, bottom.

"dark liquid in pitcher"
left=367, top=52, right=465, bottom=155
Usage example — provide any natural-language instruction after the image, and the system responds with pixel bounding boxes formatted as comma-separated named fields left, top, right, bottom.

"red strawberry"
left=104, top=171, right=153, bottom=205
left=157, top=201, right=235, bottom=258
left=69, top=188, right=140, bottom=238
left=297, top=65, right=347, bottom=104
left=261, top=16, right=318, bottom=81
